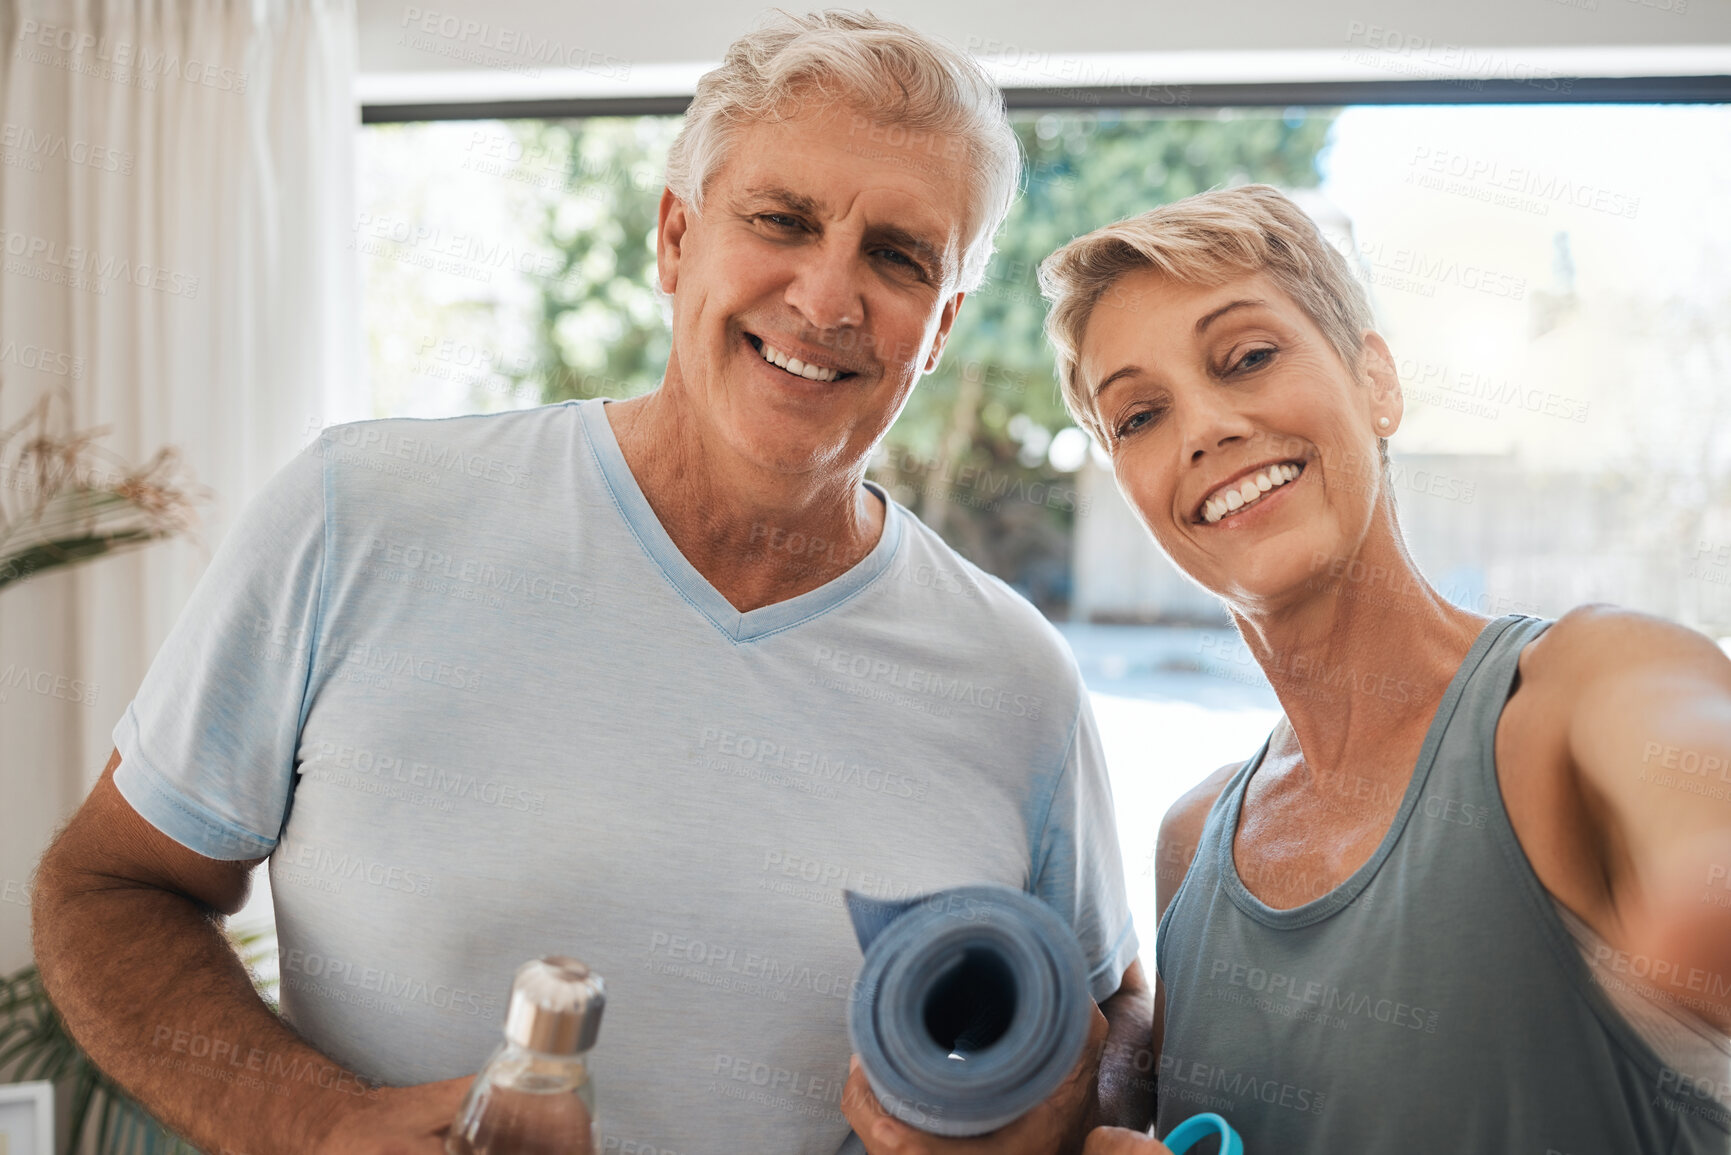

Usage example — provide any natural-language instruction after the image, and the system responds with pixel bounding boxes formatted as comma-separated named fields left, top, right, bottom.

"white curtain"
left=0, top=0, right=361, bottom=974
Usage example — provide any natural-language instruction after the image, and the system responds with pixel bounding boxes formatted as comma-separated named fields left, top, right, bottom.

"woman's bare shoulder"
left=1519, top=604, right=1726, bottom=692
left=1154, top=760, right=1245, bottom=911
left=1161, top=762, right=1241, bottom=842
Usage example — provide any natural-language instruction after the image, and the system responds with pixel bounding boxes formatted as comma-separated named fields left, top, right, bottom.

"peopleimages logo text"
left=397, top=9, right=630, bottom=80
left=0, top=229, right=199, bottom=297
left=811, top=645, right=1044, bottom=719
left=15, top=21, right=248, bottom=91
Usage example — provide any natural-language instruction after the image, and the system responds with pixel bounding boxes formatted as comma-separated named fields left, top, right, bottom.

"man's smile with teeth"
left=748, top=334, right=846, bottom=382
left=1199, top=461, right=1305, bottom=524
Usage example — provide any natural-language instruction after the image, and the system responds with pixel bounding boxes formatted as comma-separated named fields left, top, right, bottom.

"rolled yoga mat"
left=844, top=884, right=1094, bottom=1137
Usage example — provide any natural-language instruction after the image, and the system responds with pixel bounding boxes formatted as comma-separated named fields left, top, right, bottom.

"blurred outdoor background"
left=349, top=102, right=1731, bottom=945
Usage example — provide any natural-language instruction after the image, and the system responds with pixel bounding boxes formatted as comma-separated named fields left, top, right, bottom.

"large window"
left=356, top=102, right=1731, bottom=943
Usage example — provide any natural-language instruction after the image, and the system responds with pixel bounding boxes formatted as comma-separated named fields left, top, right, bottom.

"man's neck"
left=604, top=390, right=886, bottom=614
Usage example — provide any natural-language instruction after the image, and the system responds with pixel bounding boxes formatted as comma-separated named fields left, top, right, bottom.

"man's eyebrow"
left=738, top=185, right=954, bottom=281
left=738, top=185, right=823, bottom=216
left=867, top=223, right=952, bottom=278
left=1195, top=298, right=1267, bottom=334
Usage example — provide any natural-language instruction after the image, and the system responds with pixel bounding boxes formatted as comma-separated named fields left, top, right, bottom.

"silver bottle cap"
left=504, top=956, right=605, bottom=1055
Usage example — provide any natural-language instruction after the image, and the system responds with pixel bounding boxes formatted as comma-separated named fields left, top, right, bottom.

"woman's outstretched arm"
left=1546, top=606, right=1731, bottom=1027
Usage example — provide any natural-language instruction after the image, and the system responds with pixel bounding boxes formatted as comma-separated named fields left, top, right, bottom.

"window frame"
left=359, top=75, right=1731, bottom=124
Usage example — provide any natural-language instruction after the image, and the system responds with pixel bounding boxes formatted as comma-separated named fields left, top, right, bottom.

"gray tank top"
left=1156, top=614, right=1731, bottom=1153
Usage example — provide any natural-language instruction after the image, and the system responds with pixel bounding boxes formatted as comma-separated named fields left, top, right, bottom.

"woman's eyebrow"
left=1195, top=298, right=1268, bottom=334
left=1092, top=297, right=1271, bottom=399
left=1092, top=365, right=1145, bottom=401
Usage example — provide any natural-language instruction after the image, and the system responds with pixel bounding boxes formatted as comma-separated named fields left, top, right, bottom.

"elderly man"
left=31, top=11, right=1149, bottom=1154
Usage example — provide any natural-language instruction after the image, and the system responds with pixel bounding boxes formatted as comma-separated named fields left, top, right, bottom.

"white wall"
left=361, top=0, right=1731, bottom=69
left=359, top=0, right=1731, bottom=103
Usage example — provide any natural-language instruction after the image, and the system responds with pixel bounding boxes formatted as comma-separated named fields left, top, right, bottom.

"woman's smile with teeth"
left=753, top=336, right=842, bottom=382
left=1199, top=462, right=1304, bottom=524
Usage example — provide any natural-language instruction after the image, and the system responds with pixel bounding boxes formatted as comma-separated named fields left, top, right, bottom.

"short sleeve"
left=112, top=444, right=326, bottom=860
left=1031, top=697, right=1140, bottom=1003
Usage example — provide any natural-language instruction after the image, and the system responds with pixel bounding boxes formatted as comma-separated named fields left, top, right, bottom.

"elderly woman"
left=1037, top=186, right=1731, bottom=1153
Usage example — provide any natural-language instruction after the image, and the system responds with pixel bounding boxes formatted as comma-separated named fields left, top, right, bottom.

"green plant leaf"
left=0, top=530, right=165, bottom=591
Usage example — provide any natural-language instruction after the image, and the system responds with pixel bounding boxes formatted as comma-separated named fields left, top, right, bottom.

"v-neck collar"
left=577, top=398, right=904, bottom=644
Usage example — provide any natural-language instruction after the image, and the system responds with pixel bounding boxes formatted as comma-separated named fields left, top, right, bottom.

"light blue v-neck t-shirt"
left=112, top=398, right=1137, bottom=1154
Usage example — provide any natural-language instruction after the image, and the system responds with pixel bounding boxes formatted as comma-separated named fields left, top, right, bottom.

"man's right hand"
left=1082, top=1127, right=1174, bottom=1154
left=313, top=1077, right=472, bottom=1154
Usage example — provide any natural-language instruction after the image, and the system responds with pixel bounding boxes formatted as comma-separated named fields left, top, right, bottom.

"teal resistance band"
left=1161, top=1112, right=1244, bottom=1155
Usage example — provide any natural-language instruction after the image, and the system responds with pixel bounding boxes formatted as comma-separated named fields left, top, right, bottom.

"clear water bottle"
left=446, top=956, right=605, bottom=1155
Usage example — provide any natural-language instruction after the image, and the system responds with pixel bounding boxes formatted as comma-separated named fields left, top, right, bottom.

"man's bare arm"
left=1095, top=958, right=1154, bottom=1130
left=31, top=748, right=467, bottom=1155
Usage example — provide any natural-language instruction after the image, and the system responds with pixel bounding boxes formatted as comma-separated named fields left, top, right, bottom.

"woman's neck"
left=1232, top=528, right=1491, bottom=786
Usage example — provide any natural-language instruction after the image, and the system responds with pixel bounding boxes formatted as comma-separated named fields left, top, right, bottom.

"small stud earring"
left=1378, top=417, right=1391, bottom=429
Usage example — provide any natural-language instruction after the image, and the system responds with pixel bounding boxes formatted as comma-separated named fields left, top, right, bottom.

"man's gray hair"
left=665, top=9, right=1021, bottom=292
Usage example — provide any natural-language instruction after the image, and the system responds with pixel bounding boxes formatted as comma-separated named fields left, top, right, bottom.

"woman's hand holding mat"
left=1083, top=1112, right=1244, bottom=1155
left=1083, top=1129, right=1174, bottom=1154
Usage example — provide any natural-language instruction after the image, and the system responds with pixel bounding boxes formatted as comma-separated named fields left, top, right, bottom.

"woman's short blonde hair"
left=665, top=9, right=1021, bottom=293
left=1038, top=184, right=1374, bottom=444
